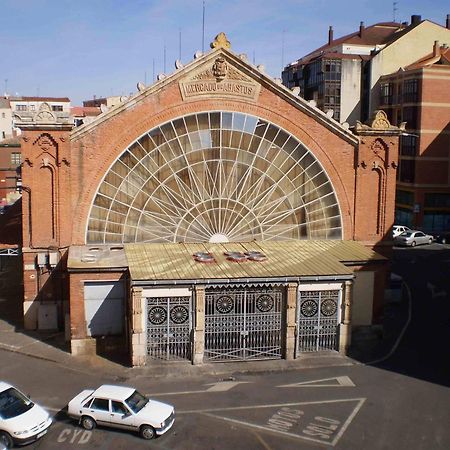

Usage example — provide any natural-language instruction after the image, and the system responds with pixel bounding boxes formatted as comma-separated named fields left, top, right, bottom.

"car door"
left=88, top=398, right=111, bottom=427
left=110, top=400, right=136, bottom=430
left=415, top=231, right=426, bottom=244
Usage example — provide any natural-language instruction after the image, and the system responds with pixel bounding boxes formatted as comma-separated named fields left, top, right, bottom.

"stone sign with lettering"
left=179, top=56, right=260, bottom=101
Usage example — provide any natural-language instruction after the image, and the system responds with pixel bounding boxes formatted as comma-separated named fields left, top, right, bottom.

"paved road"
left=1, top=347, right=449, bottom=450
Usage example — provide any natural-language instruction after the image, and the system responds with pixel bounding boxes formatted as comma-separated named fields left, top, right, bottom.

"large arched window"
left=86, top=112, right=342, bottom=243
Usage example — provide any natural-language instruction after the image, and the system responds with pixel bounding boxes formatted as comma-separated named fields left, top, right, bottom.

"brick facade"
left=16, top=44, right=401, bottom=361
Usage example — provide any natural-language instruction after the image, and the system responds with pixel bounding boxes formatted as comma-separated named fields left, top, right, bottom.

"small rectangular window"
left=51, top=105, right=63, bottom=112
left=11, top=152, right=21, bottom=166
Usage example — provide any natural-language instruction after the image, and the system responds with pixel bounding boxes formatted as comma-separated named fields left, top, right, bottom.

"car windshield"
left=0, top=388, right=34, bottom=419
left=125, top=390, right=148, bottom=414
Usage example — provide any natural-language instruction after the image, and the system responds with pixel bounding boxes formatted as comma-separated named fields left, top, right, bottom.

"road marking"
left=252, top=430, right=273, bottom=450
left=149, top=380, right=250, bottom=396
left=177, top=397, right=366, bottom=414
left=427, top=282, right=446, bottom=299
left=204, top=381, right=250, bottom=392
left=278, top=376, right=355, bottom=388
left=189, top=398, right=366, bottom=447
left=366, top=280, right=412, bottom=365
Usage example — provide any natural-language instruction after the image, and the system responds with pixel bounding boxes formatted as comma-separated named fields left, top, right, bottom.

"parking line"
left=177, top=397, right=366, bottom=414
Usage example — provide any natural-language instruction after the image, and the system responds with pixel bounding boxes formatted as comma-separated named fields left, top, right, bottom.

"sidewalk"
left=0, top=317, right=355, bottom=379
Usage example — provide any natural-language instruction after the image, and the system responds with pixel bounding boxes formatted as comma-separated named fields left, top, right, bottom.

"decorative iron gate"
left=146, top=296, right=192, bottom=361
left=205, top=288, right=283, bottom=361
left=297, top=289, right=340, bottom=353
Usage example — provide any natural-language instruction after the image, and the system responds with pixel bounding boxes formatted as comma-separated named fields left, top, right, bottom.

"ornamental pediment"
left=179, top=54, right=260, bottom=102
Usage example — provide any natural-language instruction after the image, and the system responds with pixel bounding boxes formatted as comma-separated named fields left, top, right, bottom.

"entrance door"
left=297, top=289, right=340, bottom=353
left=146, top=296, right=192, bottom=361
left=204, top=288, right=283, bottom=362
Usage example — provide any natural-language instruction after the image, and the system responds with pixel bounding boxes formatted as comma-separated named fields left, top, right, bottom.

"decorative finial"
left=370, top=110, right=391, bottom=129
left=210, top=32, right=231, bottom=49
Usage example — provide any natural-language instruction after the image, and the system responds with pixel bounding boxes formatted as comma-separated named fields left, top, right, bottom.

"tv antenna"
left=393, top=1, right=398, bottom=22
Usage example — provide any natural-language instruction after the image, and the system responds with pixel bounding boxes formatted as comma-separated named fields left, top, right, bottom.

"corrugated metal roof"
left=125, top=240, right=385, bottom=282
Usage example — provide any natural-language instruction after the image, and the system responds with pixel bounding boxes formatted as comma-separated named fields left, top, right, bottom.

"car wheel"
left=429, top=238, right=433, bottom=244
left=0, top=431, right=13, bottom=449
left=442, top=237, right=447, bottom=244
left=81, top=416, right=96, bottom=430
left=411, top=241, right=416, bottom=247
left=140, top=424, right=156, bottom=440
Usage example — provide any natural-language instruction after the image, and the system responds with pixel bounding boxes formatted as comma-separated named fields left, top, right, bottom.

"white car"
left=67, top=385, right=174, bottom=440
left=394, top=230, right=433, bottom=247
left=392, top=225, right=413, bottom=238
left=0, top=382, right=52, bottom=448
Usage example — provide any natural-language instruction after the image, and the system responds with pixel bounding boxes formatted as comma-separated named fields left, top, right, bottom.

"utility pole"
left=163, top=42, right=167, bottom=73
left=393, top=1, right=398, bottom=22
left=202, top=1, right=205, bottom=53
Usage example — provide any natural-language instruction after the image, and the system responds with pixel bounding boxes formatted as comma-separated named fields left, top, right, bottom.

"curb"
left=364, top=280, right=412, bottom=365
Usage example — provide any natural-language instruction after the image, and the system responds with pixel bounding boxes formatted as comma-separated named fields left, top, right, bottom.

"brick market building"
left=15, top=34, right=402, bottom=366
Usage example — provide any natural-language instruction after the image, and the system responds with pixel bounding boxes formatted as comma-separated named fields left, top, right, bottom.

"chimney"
left=446, top=14, right=450, bottom=29
left=433, top=40, right=440, bottom=57
left=328, top=26, right=334, bottom=45
left=411, top=15, right=421, bottom=25
left=359, top=21, right=365, bottom=37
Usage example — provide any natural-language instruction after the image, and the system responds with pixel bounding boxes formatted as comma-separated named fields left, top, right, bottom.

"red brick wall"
left=354, top=135, right=400, bottom=244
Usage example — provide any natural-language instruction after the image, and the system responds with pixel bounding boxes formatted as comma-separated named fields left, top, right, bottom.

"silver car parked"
left=394, top=230, right=433, bottom=247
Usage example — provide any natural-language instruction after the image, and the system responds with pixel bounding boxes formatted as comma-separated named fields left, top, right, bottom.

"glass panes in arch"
left=87, top=112, right=343, bottom=244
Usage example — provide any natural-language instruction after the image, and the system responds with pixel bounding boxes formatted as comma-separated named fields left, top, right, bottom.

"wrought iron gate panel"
left=205, top=288, right=283, bottom=361
left=146, top=296, right=192, bottom=361
left=297, top=290, right=340, bottom=353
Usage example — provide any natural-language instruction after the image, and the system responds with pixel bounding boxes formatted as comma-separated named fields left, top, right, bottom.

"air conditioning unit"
left=48, top=251, right=59, bottom=268
left=36, top=253, right=46, bottom=268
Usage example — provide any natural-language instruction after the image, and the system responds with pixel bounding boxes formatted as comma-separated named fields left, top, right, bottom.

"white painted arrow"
left=148, top=381, right=251, bottom=397
left=205, top=381, right=251, bottom=392
left=278, top=376, right=355, bottom=388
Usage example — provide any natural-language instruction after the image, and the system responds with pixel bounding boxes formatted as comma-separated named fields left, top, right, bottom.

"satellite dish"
left=175, top=59, right=184, bottom=69
left=194, top=50, right=203, bottom=59
left=137, top=82, right=146, bottom=92
left=100, top=104, right=108, bottom=113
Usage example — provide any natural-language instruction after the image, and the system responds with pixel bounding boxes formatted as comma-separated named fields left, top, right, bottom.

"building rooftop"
left=0, top=136, right=20, bottom=147
left=9, top=96, right=71, bottom=102
left=71, top=106, right=102, bottom=117
left=68, top=240, right=385, bottom=283
left=405, top=43, right=450, bottom=69
left=290, top=22, right=405, bottom=66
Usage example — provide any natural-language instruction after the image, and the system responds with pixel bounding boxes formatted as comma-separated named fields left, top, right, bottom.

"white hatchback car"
left=0, top=382, right=52, bottom=448
left=67, top=385, right=174, bottom=440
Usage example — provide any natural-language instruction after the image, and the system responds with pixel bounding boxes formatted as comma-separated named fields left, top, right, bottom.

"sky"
left=1, top=0, right=449, bottom=105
